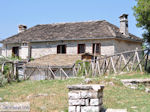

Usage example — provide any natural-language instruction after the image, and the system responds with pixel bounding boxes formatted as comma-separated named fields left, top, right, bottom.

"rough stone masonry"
left=68, top=85, right=104, bottom=112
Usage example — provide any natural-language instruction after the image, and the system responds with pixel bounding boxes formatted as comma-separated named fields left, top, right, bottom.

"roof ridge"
left=36, top=20, right=106, bottom=26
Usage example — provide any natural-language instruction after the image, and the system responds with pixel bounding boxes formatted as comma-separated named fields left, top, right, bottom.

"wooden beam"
left=122, top=53, right=134, bottom=71
left=48, top=67, right=56, bottom=79
left=136, top=51, right=143, bottom=72
left=121, top=54, right=129, bottom=71
left=110, top=57, right=117, bottom=73
left=60, top=68, right=69, bottom=78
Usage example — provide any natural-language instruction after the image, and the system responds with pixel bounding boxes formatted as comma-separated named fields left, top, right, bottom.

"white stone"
left=84, top=78, right=92, bottom=84
left=69, top=106, right=76, bottom=112
left=80, top=91, right=98, bottom=99
left=145, top=88, right=150, bottom=93
left=85, top=99, right=90, bottom=105
left=69, top=99, right=85, bottom=106
left=106, top=109, right=127, bottom=112
left=90, top=99, right=100, bottom=106
left=0, top=97, right=3, bottom=101
left=81, top=106, right=100, bottom=112
left=76, top=106, right=81, bottom=112
left=68, top=91, right=80, bottom=99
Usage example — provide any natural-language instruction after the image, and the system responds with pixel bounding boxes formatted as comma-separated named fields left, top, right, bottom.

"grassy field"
left=0, top=72, right=150, bottom=112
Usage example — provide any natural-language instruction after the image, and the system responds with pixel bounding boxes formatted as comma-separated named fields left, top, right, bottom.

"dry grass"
left=0, top=73, right=150, bottom=112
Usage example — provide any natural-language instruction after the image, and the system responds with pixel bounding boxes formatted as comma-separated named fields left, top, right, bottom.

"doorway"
left=12, top=47, right=19, bottom=57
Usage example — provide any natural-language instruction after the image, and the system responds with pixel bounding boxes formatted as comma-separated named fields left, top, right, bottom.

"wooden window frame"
left=92, top=43, right=101, bottom=54
left=57, top=45, right=67, bottom=54
left=78, top=44, right=86, bottom=54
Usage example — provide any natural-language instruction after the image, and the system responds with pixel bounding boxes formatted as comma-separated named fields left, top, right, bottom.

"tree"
left=133, top=0, right=150, bottom=47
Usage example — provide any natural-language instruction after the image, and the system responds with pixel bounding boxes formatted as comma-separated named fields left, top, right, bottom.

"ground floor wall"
left=2, top=39, right=142, bottom=59
left=2, top=43, right=29, bottom=59
left=114, top=39, right=142, bottom=53
left=31, top=39, right=115, bottom=58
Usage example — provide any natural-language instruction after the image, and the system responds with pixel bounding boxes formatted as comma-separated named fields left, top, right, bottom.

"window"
left=22, top=43, right=28, bottom=46
left=92, top=43, right=101, bottom=54
left=57, top=45, right=66, bottom=54
left=78, top=44, right=85, bottom=54
left=12, top=47, right=19, bottom=57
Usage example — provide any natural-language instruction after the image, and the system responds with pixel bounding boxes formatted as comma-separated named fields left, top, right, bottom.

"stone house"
left=1, top=14, right=142, bottom=59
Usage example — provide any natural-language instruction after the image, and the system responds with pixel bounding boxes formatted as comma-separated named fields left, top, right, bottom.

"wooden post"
left=145, top=49, right=149, bottom=71
left=136, top=51, right=143, bottom=72
left=131, top=52, right=136, bottom=71
left=48, top=67, right=56, bottom=79
left=110, top=57, right=117, bottom=73
left=13, top=62, right=17, bottom=79
left=121, top=54, right=129, bottom=71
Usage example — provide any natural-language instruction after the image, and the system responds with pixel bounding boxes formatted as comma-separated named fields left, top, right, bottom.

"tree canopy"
left=133, top=0, right=150, bottom=46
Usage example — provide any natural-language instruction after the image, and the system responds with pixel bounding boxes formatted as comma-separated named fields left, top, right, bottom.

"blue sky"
left=0, top=0, right=143, bottom=40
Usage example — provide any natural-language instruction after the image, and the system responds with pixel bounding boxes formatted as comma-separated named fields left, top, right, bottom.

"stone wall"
left=114, top=39, right=142, bottom=53
left=2, top=39, right=142, bottom=59
left=68, top=85, right=104, bottom=112
left=2, top=43, right=28, bottom=59
left=2, top=43, right=21, bottom=57
left=31, top=39, right=115, bottom=58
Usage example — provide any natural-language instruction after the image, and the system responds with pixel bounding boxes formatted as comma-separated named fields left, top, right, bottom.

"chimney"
left=18, top=24, right=27, bottom=33
left=119, top=14, right=129, bottom=36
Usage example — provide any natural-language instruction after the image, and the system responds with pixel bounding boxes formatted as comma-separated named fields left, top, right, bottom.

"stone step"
left=106, top=109, right=127, bottom=112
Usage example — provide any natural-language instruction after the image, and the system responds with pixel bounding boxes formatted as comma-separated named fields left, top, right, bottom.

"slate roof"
left=26, top=54, right=82, bottom=68
left=2, top=20, right=142, bottom=43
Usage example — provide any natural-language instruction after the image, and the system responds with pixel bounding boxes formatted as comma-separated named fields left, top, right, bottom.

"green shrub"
left=0, top=73, right=7, bottom=87
left=75, top=60, right=92, bottom=77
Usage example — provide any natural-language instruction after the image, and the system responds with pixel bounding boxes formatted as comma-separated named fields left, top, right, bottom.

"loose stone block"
left=69, top=99, right=85, bottom=106
left=69, top=106, right=76, bottom=112
left=85, top=99, right=90, bottom=106
left=106, top=109, right=127, bottom=112
left=81, top=106, right=100, bottom=112
left=68, top=91, right=81, bottom=99
left=76, top=106, right=81, bottom=112
left=80, top=90, right=99, bottom=99
left=90, top=99, right=100, bottom=106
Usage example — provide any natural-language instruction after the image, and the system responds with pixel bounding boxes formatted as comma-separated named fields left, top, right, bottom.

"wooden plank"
left=60, top=68, right=69, bottom=78
left=48, top=67, right=56, bottom=79
left=144, top=50, right=150, bottom=70
left=60, top=68, right=62, bottom=80
left=135, top=53, right=147, bottom=71
left=121, top=54, right=129, bottom=71
left=122, top=53, right=134, bottom=71
left=104, top=58, right=111, bottom=74
left=115, top=55, right=120, bottom=66
left=96, top=61, right=101, bottom=75
left=110, top=57, right=117, bottom=73
left=136, top=51, right=143, bottom=72
left=26, top=68, right=36, bottom=80
left=131, top=52, right=136, bottom=71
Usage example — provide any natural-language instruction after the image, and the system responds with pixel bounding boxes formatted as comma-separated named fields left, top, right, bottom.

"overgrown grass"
left=0, top=73, right=150, bottom=112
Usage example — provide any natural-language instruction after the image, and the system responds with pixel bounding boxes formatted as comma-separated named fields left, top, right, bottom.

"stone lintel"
left=68, top=85, right=104, bottom=91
